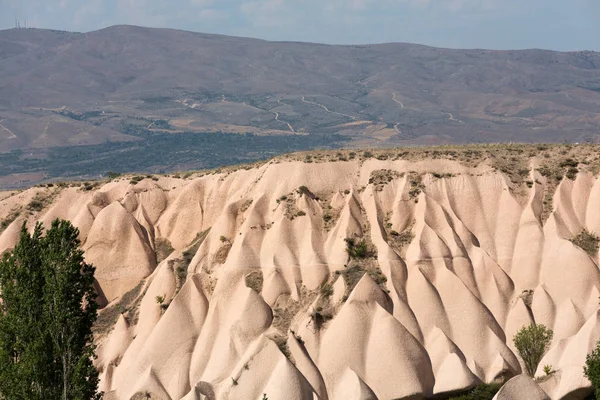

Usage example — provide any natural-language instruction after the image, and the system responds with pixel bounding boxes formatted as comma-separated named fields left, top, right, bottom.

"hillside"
left=1, top=26, right=600, bottom=186
left=1, top=144, right=600, bottom=399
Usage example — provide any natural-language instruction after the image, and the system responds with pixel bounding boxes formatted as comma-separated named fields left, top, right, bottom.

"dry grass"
left=571, top=229, right=600, bottom=257
left=336, top=263, right=387, bottom=302
left=276, top=189, right=310, bottom=220
left=39, top=144, right=600, bottom=220
left=183, top=228, right=211, bottom=266
left=240, top=198, right=253, bottom=212
left=130, top=392, right=154, bottom=400
left=213, top=242, right=232, bottom=264
left=369, top=169, right=402, bottom=191
left=0, top=207, right=21, bottom=233
left=244, top=270, right=264, bottom=293
left=26, top=187, right=62, bottom=214
left=386, top=216, right=415, bottom=257
left=94, top=280, right=145, bottom=337
left=154, top=238, right=174, bottom=264
left=519, top=289, right=534, bottom=308
left=270, top=286, right=318, bottom=358
left=279, top=143, right=600, bottom=188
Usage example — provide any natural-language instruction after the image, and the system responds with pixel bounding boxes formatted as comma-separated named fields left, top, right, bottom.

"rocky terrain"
left=1, top=144, right=600, bottom=399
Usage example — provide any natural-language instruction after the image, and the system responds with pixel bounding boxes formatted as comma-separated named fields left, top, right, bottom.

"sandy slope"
left=1, top=152, right=600, bottom=399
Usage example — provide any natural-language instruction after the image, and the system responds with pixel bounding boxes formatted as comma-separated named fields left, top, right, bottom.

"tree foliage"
left=0, top=220, right=101, bottom=399
left=513, top=323, right=553, bottom=377
left=584, top=341, right=600, bottom=399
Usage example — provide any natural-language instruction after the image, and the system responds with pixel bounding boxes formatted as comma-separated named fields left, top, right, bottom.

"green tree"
left=0, top=220, right=101, bottom=400
left=0, top=224, right=52, bottom=399
left=584, top=341, right=600, bottom=399
left=513, top=323, right=553, bottom=377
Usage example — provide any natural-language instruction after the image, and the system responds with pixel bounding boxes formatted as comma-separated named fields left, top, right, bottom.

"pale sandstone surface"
left=1, top=156, right=600, bottom=399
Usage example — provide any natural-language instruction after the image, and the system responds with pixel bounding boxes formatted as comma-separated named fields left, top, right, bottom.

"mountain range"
left=1, top=25, right=600, bottom=186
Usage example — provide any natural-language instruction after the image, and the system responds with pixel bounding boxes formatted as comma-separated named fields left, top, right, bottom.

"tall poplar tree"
left=0, top=220, right=100, bottom=400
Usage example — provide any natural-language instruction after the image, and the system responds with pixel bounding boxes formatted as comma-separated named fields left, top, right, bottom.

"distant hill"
left=0, top=25, right=600, bottom=186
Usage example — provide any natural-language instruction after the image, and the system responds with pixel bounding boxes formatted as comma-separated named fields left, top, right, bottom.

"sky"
left=1, top=0, right=599, bottom=51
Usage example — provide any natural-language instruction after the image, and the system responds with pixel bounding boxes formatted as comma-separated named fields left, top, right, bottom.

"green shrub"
left=566, top=167, right=579, bottom=180
left=447, top=383, right=502, bottom=400
left=584, top=341, right=600, bottom=399
left=513, top=323, right=553, bottom=377
left=27, top=199, right=44, bottom=212
left=560, top=158, right=578, bottom=168
left=129, top=175, right=145, bottom=185
left=319, top=283, right=333, bottom=298
left=345, top=238, right=369, bottom=259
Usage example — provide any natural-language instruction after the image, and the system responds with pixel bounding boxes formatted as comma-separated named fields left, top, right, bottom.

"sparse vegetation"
left=154, top=238, right=174, bottom=264
left=369, top=169, right=401, bottom=191
left=279, top=190, right=312, bottom=220
left=345, top=238, right=371, bottom=259
left=319, top=282, right=333, bottom=298
left=27, top=191, right=56, bottom=213
left=309, top=306, right=333, bottom=329
left=584, top=341, right=600, bottom=399
left=94, top=280, right=145, bottom=336
left=213, top=240, right=232, bottom=264
left=27, top=198, right=44, bottom=212
left=571, top=229, right=600, bottom=257
left=519, top=289, right=534, bottom=308
left=432, top=172, right=455, bottom=179
left=513, top=323, right=553, bottom=377
left=566, top=167, right=579, bottom=180
left=446, top=383, right=502, bottom=400
left=178, top=229, right=211, bottom=273
left=0, top=208, right=21, bottom=232
left=336, top=263, right=387, bottom=301
left=240, top=199, right=253, bottom=212
left=244, top=270, right=264, bottom=293
left=407, top=172, right=425, bottom=200
left=385, top=215, right=415, bottom=256
left=129, top=175, right=145, bottom=185
left=297, top=185, right=312, bottom=197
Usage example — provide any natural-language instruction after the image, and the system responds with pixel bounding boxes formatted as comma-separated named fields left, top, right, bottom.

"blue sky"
left=1, top=0, right=599, bottom=50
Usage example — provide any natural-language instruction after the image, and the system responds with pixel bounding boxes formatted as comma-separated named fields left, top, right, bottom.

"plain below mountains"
left=0, top=25, right=600, bottom=186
